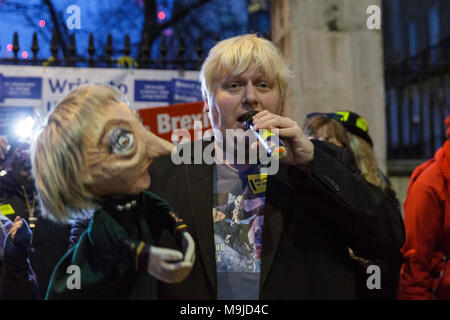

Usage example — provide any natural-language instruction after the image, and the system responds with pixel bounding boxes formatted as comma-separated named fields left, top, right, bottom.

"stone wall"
left=272, top=0, right=389, bottom=179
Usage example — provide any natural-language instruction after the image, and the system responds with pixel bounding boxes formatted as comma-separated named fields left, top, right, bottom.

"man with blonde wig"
left=32, top=85, right=195, bottom=299
left=149, top=34, right=405, bottom=299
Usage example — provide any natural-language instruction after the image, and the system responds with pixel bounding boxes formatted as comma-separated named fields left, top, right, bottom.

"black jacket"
left=148, top=139, right=405, bottom=299
left=0, top=234, right=39, bottom=300
left=0, top=174, right=70, bottom=299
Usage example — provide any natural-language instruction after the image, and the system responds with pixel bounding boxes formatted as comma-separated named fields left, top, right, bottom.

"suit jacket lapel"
left=260, top=163, right=289, bottom=289
left=184, top=141, right=216, bottom=294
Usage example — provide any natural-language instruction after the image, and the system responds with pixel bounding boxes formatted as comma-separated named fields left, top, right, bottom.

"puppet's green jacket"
left=45, top=191, right=186, bottom=300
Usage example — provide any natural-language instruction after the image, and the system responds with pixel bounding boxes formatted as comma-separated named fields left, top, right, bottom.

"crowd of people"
left=0, top=33, right=447, bottom=300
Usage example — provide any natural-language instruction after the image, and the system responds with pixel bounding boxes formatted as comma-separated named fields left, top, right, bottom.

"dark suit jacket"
left=148, top=139, right=405, bottom=299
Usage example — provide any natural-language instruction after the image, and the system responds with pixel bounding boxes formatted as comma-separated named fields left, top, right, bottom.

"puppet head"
left=32, top=85, right=173, bottom=223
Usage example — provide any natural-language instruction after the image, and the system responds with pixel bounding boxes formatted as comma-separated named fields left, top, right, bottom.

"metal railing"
left=0, top=29, right=211, bottom=70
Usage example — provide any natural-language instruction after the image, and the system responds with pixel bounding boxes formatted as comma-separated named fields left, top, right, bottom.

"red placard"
left=138, top=101, right=211, bottom=142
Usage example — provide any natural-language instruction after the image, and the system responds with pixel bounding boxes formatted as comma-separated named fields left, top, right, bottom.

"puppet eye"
left=109, top=129, right=134, bottom=155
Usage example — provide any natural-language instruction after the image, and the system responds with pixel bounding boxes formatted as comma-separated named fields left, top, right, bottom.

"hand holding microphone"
left=238, top=110, right=287, bottom=159
left=239, top=110, right=314, bottom=169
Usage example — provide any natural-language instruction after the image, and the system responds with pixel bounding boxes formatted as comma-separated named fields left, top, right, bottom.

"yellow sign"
left=0, top=204, right=15, bottom=216
left=248, top=173, right=268, bottom=195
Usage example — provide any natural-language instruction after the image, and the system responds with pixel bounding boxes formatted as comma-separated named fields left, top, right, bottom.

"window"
left=428, top=2, right=440, bottom=63
left=408, top=21, right=418, bottom=57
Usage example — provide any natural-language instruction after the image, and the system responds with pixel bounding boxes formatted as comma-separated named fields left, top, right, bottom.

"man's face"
left=207, top=63, right=283, bottom=141
left=82, top=101, right=171, bottom=197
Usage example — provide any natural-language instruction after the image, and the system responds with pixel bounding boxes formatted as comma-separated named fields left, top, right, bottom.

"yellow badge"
left=247, top=173, right=268, bottom=195
left=260, top=129, right=274, bottom=140
left=0, top=204, right=15, bottom=216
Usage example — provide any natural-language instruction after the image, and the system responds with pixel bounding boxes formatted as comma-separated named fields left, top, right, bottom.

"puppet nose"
left=141, top=126, right=174, bottom=159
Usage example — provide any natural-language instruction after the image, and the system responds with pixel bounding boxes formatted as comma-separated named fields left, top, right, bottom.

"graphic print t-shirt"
left=213, top=163, right=267, bottom=300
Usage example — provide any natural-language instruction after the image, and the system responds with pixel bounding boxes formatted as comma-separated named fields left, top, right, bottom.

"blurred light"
left=15, top=116, right=35, bottom=140
left=22, top=51, right=28, bottom=59
left=0, top=170, right=6, bottom=177
left=6, top=44, right=13, bottom=51
left=163, top=28, right=173, bottom=36
left=158, top=11, right=166, bottom=20
left=136, top=0, right=144, bottom=9
left=39, top=20, right=46, bottom=27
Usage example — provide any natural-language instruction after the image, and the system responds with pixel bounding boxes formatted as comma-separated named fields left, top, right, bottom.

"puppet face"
left=82, top=101, right=171, bottom=197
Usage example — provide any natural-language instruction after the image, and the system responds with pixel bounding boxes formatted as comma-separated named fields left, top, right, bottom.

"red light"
left=6, top=44, right=13, bottom=51
left=22, top=51, right=28, bottom=59
left=39, top=20, right=46, bottom=27
left=158, top=11, right=166, bottom=20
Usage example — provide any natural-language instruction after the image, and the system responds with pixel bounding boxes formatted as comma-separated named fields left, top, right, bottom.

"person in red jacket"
left=397, top=116, right=450, bottom=300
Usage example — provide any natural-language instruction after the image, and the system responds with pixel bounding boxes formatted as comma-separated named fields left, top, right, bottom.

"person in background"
left=0, top=215, right=13, bottom=268
left=0, top=144, right=37, bottom=224
left=0, top=136, right=9, bottom=171
left=0, top=216, right=39, bottom=299
left=397, top=116, right=450, bottom=300
left=302, top=113, right=350, bottom=148
left=0, top=143, right=71, bottom=298
left=305, top=111, right=392, bottom=191
left=303, top=111, right=404, bottom=299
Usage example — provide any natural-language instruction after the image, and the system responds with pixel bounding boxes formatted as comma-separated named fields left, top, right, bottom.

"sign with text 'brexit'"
left=138, top=101, right=211, bottom=142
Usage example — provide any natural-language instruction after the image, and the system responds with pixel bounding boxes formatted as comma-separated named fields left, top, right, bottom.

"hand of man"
left=252, top=110, right=314, bottom=169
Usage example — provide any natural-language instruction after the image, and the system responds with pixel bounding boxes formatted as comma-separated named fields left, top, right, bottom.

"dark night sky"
left=0, top=0, right=270, bottom=62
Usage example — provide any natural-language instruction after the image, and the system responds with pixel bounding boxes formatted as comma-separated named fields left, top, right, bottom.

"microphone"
left=238, top=111, right=287, bottom=159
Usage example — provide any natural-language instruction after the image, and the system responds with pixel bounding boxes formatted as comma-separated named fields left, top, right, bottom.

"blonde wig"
left=199, top=34, right=291, bottom=104
left=32, top=85, right=126, bottom=223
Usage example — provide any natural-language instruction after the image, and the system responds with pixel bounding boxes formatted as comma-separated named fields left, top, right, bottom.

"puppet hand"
left=180, top=231, right=195, bottom=265
left=147, top=246, right=193, bottom=283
